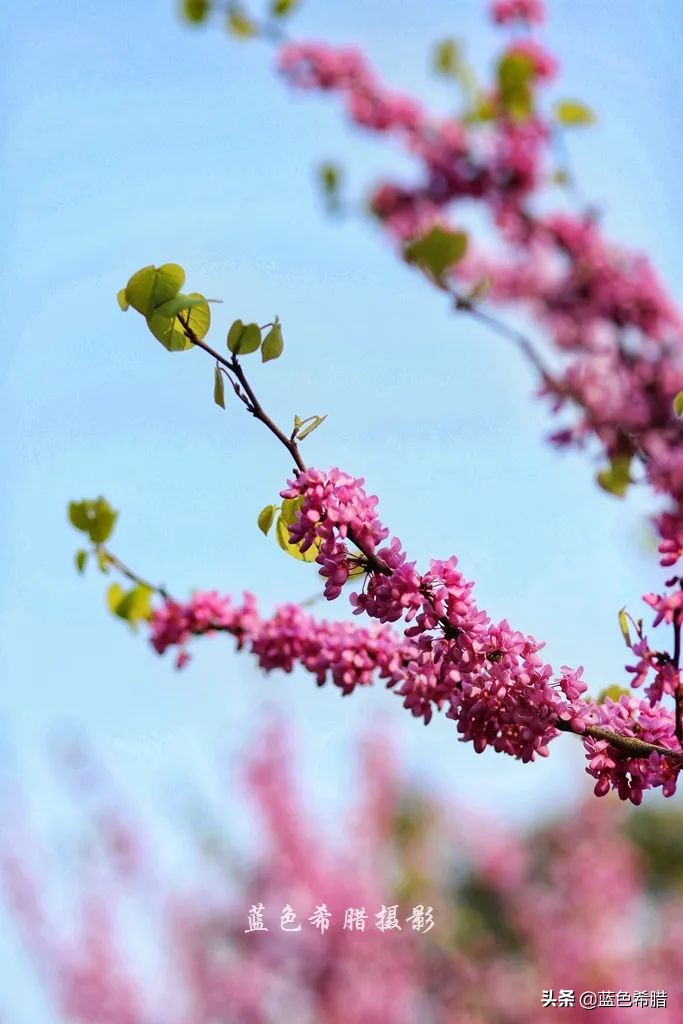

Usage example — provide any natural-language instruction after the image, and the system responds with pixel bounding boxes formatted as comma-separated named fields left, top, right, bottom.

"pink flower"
left=149, top=591, right=258, bottom=667
left=278, top=42, right=371, bottom=92
left=490, top=0, right=545, bottom=26
left=505, top=40, right=558, bottom=81
left=657, top=512, right=683, bottom=568
left=281, top=467, right=389, bottom=599
left=643, top=589, right=683, bottom=627
left=350, top=539, right=422, bottom=623
left=581, top=696, right=679, bottom=803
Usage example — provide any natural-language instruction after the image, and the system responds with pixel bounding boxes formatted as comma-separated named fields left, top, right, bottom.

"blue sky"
left=3, top=0, right=683, bottom=1016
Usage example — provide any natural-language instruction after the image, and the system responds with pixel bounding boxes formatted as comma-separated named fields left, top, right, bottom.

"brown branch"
left=99, top=549, right=171, bottom=602
left=555, top=717, right=683, bottom=762
left=452, top=291, right=554, bottom=384
left=177, top=317, right=307, bottom=473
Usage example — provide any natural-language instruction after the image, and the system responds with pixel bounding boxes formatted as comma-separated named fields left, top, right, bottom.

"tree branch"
left=95, top=537, right=683, bottom=766
left=99, top=549, right=171, bottom=602
left=555, top=717, right=683, bottom=762
left=452, top=290, right=555, bottom=385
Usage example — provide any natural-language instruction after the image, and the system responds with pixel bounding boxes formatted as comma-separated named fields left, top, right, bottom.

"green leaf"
left=554, top=99, right=596, bottom=127
left=432, top=38, right=478, bottom=101
left=497, top=52, right=535, bottom=119
left=120, top=264, right=210, bottom=351
left=258, top=504, right=276, bottom=535
left=75, top=549, right=88, bottom=574
left=68, top=498, right=118, bottom=543
left=275, top=513, right=319, bottom=562
left=89, top=498, right=118, bottom=543
left=597, top=453, right=632, bottom=498
left=261, top=321, right=284, bottom=362
left=274, top=496, right=321, bottom=560
left=434, top=38, right=460, bottom=76
left=280, top=495, right=301, bottom=526
left=275, top=514, right=294, bottom=553
left=181, top=294, right=211, bottom=339
left=68, top=500, right=90, bottom=532
left=272, top=0, right=299, bottom=13
left=618, top=608, right=632, bottom=648
left=96, top=549, right=111, bottom=573
left=597, top=684, right=631, bottom=704
left=146, top=293, right=210, bottom=352
left=124, top=264, right=185, bottom=317
left=227, top=319, right=261, bottom=355
left=146, top=315, right=194, bottom=353
left=227, top=319, right=244, bottom=352
left=317, top=161, right=342, bottom=211
left=183, top=0, right=211, bottom=22
left=673, top=391, right=683, bottom=417
left=271, top=0, right=299, bottom=15
left=297, top=414, right=327, bottom=441
left=124, top=266, right=156, bottom=314
left=228, top=8, right=256, bottom=36
left=213, top=366, right=226, bottom=409
left=116, top=288, right=129, bottom=311
left=404, top=227, right=468, bottom=281
left=107, top=583, right=153, bottom=629
left=117, top=585, right=153, bottom=627
left=107, top=582, right=125, bottom=614
left=154, top=294, right=208, bottom=318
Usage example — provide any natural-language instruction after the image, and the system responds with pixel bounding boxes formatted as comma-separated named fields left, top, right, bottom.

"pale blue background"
left=2, top=0, right=683, bottom=1016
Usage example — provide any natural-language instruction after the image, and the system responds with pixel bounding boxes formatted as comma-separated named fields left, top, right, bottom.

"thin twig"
left=452, top=292, right=554, bottom=383
left=100, top=549, right=171, bottom=602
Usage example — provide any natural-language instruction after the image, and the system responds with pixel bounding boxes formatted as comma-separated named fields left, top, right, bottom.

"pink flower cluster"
left=252, top=603, right=414, bottom=696
left=149, top=590, right=259, bottom=668
left=148, top=463, right=681, bottom=800
left=490, top=0, right=545, bottom=25
left=278, top=42, right=422, bottom=135
left=150, top=588, right=414, bottom=697
left=280, top=467, right=389, bottom=599
left=279, top=36, right=557, bottom=236
left=277, top=6, right=683, bottom=578
left=583, top=696, right=679, bottom=805
left=282, top=470, right=592, bottom=762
